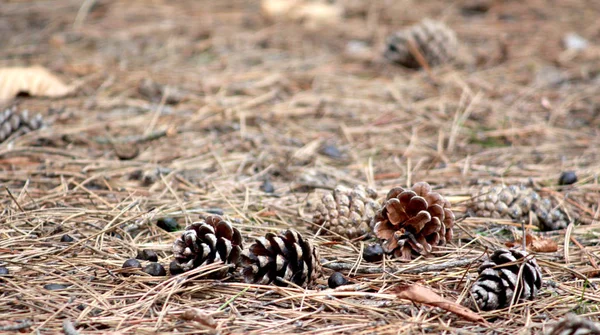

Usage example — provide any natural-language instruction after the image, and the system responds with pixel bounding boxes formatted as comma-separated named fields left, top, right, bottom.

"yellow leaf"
left=0, top=66, right=74, bottom=101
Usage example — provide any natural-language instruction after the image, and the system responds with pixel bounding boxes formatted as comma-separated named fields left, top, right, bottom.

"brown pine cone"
left=467, top=248, right=542, bottom=311
left=311, top=185, right=380, bottom=239
left=384, top=19, right=458, bottom=68
left=171, top=215, right=243, bottom=278
left=241, top=229, right=321, bottom=287
left=469, top=184, right=569, bottom=231
left=0, top=107, right=43, bottom=143
left=546, top=314, right=600, bottom=335
left=372, top=182, right=454, bottom=260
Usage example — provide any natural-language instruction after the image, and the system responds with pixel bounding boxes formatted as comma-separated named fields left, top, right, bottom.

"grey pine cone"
left=468, top=248, right=542, bottom=311
left=241, top=229, right=321, bottom=287
left=546, top=314, right=600, bottom=335
left=171, top=215, right=243, bottom=278
left=0, top=107, right=43, bottom=143
left=384, top=19, right=458, bottom=68
left=469, top=184, right=569, bottom=231
left=312, top=185, right=380, bottom=239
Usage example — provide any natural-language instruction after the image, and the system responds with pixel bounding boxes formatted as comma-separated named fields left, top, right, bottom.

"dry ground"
left=1, top=0, right=600, bottom=334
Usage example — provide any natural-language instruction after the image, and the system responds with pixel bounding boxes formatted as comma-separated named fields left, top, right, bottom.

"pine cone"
left=241, top=229, right=321, bottom=287
left=0, top=107, right=43, bottom=143
left=469, top=184, right=569, bottom=231
left=468, top=248, right=542, bottom=311
left=171, top=215, right=243, bottom=278
left=384, top=19, right=458, bottom=68
left=547, top=314, right=600, bottom=335
left=311, top=185, right=380, bottom=239
left=372, top=182, right=454, bottom=260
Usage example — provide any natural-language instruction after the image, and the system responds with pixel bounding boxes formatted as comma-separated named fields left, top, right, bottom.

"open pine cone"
left=171, top=215, right=243, bottom=277
left=372, top=182, right=454, bottom=260
left=384, top=19, right=458, bottom=68
left=241, top=229, right=321, bottom=287
left=311, top=185, right=380, bottom=239
left=0, top=107, right=43, bottom=143
left=469, top=184, right=569, bottom=231
left=546, top=314, right=600, bottom=335
left=468, top=248, right=542, bottom=311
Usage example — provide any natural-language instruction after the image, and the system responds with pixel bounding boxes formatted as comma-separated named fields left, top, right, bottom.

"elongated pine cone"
left=547, top=314, right=600, bottom=335
left=384, top=19, right=458, bottom=68
left=372, top=182, right=454, bottom=260
left=468, top=248, right=542, bottom=311
left=311, top=185, right=380, bottom=239
left=171, top=215, right=243, bottom=277
left=0, top=107, right=43, bottom=143
left=469, top=184, right=569, bottom=231
left=241, top=229, right=321, bottom=287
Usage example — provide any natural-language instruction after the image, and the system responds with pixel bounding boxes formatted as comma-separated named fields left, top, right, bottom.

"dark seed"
left=261, top=179, right=275, bottom=193
left=44, top=283, right=68, bottom=290
left=328, top=272, right=348, bottom=288
left=136, top=249, right=158, bottom=262
left=321, top=144, right=343, bottom=159
left=0, top=267, right=9, bottom=275
left=60, top=234, right=74, bottom=242
left=558, top=171, right=577, bottom=185
left=363, top=244, right=384, bottom=262
left=156, top=217, right=179, bottom=232
left=144, top=262, right=166, bottom=276
left=169, top=260, right=185, bottom=275
left=122, top=259, right=142, bottom=276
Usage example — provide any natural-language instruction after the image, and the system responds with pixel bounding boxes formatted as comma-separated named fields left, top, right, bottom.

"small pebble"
left=136, top=249, right=158, bottom=262
left=144, top=262, right=166, bottom=276
left=157, top=217, right=179, bottom=232
left=0, top=267, right=9, bottom=275
left=558, top=171, right=577, bottom=185
left=44, top=283, right=68, bottom=290
left=122, top=259, right=142, bottom=276
left=363, top=244, right=384, bottom=262
left=328, top=272, right=348, bottom=288
left=169, top=260, right=185, bottom=275
left=60, top=234, right=74, bottom=242
left=261, top=179, right=275, bottom=193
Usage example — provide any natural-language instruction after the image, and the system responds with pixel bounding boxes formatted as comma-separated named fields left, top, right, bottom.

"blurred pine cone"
left=384, top=19, right=458, bottom=68
left=241, top=229, right=321, bottom=287
left=547, top=314, right=600, bottom=335
left=372, top=182, right=454, bottom=260
left=311, top=185, right=380, bottom=239
left=0, top=107, right=43, bottom=143
left=468, top=248, right=542, bottom=311
left=469, top=184, right=569, bottom=231
left=171, top=215, right=243, bottom=278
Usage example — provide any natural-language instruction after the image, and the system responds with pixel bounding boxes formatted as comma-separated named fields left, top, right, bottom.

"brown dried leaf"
left=180, top=309, right=217, bottom=329
left=531, top=238, right=558, bottom=252
left=394, top=284, right=486, bottom=324
left=0, top=66, right=74, bottom=101
left=505, top=233, right=533, bottom=248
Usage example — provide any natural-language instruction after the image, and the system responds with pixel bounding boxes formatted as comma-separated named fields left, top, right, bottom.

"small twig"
left=322, top=257, right=479, bottom=274
left=0, top=320, right=32, bottom=331
left=62, top=320, right=80, bottom=335
left=217, top=286, right=250, bottom=311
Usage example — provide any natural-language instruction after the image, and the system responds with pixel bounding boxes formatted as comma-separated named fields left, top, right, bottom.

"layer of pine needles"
left=1, top=0, right=600, bottom=333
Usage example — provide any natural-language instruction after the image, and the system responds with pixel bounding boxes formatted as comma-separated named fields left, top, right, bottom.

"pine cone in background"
left=241, top=229, right=321, bottom=287
left=384, top=19, right=458, bottom=68
left=469, top=184, right=569, bottom=231
left=0, top=107, right=43, bottom=143
left=546, top=314, right=600, bottom=335
left=372, top=182, right=454, bottom=260
left=468, top=248, right=542, bottom=311
left=311, top=185, right=380, bottom=239
left=171, top=215, right=243, bottom=278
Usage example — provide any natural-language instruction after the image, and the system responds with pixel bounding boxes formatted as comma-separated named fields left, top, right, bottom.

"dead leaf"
left=0, top=66, right=74, bottom=101
left=394, top=284, right=486, bottom=324
left=531, top=238, right=558, bottom=252
left=180, top=309, right=217, bottom=329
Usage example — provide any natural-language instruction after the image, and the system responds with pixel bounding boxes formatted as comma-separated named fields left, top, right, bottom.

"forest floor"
left=1, top=0, right=600, bottom=334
